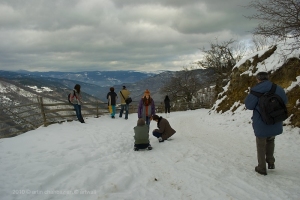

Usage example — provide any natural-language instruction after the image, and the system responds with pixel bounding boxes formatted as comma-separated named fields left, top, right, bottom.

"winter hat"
left=137, top=118, right=145, bottom=126
left=144, top=89, right=150, bottom=95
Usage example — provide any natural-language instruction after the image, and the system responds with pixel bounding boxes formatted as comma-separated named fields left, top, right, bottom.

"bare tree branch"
left=245, top=0, right=300, bottom=50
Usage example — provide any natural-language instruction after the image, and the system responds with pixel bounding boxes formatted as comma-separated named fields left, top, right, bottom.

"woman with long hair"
left=138, top=89, right=156, bottom=126
left=69, top=84, right=85, bottom=123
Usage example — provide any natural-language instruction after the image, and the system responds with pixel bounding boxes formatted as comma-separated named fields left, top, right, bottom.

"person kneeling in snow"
left=133, top=118, right=152, bottom=151
left=152, top=115, right=176, bottom=142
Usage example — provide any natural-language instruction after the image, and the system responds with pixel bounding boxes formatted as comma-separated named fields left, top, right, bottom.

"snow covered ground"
left=0, top=108, right=300, bottom=200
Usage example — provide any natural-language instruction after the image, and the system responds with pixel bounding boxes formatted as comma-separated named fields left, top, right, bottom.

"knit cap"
left=144, top=89, right=150, bottom=95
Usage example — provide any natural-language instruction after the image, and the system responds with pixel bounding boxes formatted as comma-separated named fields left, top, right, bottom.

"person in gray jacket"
left=133, top=118, right=152, bottom=151
left=244, top=72, right=288, bottom=175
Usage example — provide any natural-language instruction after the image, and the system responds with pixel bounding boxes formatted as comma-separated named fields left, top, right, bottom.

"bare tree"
left=160, top=66, right=202, bottom=105
left=195, top=38, right=246, bottom=71
left=195, top=39, right=236, bottom=71
left=245, top=0, right=300, bottom=50
left=194, top=38, right=246, bottom=98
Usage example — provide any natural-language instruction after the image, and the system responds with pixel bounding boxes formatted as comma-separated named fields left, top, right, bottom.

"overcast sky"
left=0, top=0, right=258, bottom=72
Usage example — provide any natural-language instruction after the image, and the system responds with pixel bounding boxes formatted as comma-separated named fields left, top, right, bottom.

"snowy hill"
left=1, top=109, right=299, bottom=200
left=212, top=42, right=300, bottom=128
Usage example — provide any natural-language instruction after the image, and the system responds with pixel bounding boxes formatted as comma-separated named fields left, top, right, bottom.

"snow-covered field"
left=1, top=109, right=300, bottom=200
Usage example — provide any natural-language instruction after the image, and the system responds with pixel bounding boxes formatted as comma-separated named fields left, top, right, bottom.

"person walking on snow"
left=244, top=72, right=288, bottom=176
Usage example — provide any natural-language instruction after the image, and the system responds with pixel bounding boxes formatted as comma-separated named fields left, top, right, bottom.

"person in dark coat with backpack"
left=245, top=72, right=288, bottom=176
left=69, top=84, right=85, bottom=123
left=107, top=87, right=118, bottom=118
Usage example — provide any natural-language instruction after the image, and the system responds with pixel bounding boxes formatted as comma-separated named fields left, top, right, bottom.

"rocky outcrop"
left=212, top=44, right=300, bottom=128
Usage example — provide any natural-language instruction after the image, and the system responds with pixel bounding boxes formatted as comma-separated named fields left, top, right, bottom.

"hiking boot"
left=147, top=145, right=152, bottom=150
left=255, top=166, right=267, bottom=175
left=158, top=137, right=164, bottom=143
left=268, top=164, right=275, bottom=169
left=134, top=147, right=139, bottom=151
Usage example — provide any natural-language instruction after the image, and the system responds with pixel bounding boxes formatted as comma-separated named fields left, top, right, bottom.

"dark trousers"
left=256, top=136, right=275, bottom=171
left=152, top=131, right=162, bottom=138
left=145, top=116, right=151, bottom=126
left=119, top=104, right=129, bottom=119
left=73, top=104, right=84, bottom=122
left=165, top=106, right=170, bottom=113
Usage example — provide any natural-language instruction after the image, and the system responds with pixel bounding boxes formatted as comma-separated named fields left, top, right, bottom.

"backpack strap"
left=250, top=83, right=277, bottom=97
left=120, top=91, right=125, bottom=100
left=270, top=83, right=277, bottom=94
left=250, top=90, right=263, bottom=97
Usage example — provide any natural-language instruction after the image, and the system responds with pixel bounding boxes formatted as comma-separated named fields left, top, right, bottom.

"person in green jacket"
left=133, top=118, right=152, bottom=151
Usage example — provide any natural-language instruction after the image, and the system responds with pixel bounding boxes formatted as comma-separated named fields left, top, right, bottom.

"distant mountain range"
left=14, top=70, right=156, bottom=87
left=0, top=69, right=215, bottom=103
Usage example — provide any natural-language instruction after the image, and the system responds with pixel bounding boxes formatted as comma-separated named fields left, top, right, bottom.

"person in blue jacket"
left=244, top=72, right=288, bottom=175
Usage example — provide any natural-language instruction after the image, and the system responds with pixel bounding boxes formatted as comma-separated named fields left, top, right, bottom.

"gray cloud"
left=0, top=0, right=257, bottom=72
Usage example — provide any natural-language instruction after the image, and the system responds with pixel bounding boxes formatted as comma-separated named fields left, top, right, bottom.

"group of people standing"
left=134, top=89, right=175, bottom=151
left=107, top=87, right=175, bottom=150
left=69, top=84, right=176, bottom=151
left=106, top=86, right=130, bottom=119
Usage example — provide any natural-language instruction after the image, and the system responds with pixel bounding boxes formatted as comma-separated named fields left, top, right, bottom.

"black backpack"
left=250, top=83, right=288, bottom=125
left=68, top=91, right=75, bottom=104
